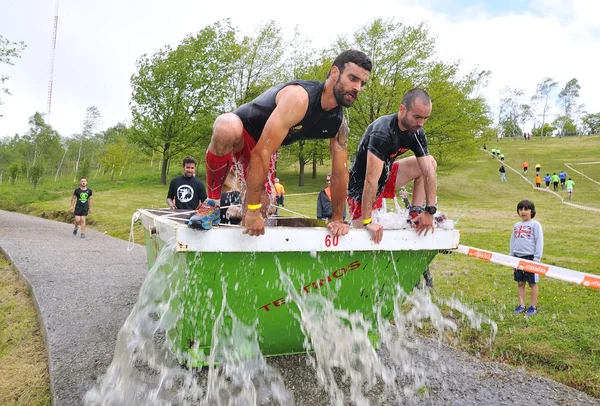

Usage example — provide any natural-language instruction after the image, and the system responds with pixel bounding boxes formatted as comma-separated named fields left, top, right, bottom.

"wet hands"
left=242, top=209, right=265, bottom=237
left=365, top=222, right=384, bottom=244
left=327, top=220, right=349, bottom=237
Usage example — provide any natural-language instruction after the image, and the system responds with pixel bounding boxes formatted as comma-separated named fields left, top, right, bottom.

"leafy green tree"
left=347, top=19, right=436, bottom=151
left=552, top=115, right=576, bottom=136
left=23, top=112, right=62, bottom=171
left=277, top=32, right=330, bottom=184
left=531, top=77, right=558, bottom=138
left=99, top=139, right=134, bottom=180
left=129, top=20, right=239, bottom=185
left=30, top=163, right=44, bottom=190
left=497, top=87, right=524, bottom=138
left=8, top=162, right=19, bottom=184
left=558, top=78, right=580, bottom=117
left=340, top=18, right=491, bottom=168
left=581, top=112, right=600, bottom=134
left=228, top=20, right=285, bottom=108
left=1, top=35, right=26, bottom=116
left=531, top=123, right=555, bottom=137
left=422, top=62, right=491, bottom=167
left=519, top=104, right=533, bottom=136
left=74, top=106, right=101, bottom=180
left=78, top=157, right=91, bottom=180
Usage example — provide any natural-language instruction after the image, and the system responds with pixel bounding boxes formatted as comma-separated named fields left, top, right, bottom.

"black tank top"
left=233, top=80, right=343, bottom=146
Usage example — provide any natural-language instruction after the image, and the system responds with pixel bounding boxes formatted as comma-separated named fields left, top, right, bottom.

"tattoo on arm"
left=335, top=119, right=349, bottom=151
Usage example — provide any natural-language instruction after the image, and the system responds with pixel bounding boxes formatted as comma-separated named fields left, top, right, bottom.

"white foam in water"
left=373, top=197, right=455, bottom=230
left=275, top=256, right=496, bottom=405
left=87, top=230, right=494, bottom=406
left=85, top=239, right=292, bottom=406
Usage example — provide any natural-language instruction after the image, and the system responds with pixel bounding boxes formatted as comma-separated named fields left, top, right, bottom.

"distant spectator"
left=317, top=174, right=347, bottom=220
left=510, top=199, right=543, bottom=316
left=274, top=178, right=285, bottom=207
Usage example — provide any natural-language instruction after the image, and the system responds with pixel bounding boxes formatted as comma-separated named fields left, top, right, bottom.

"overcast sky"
left=1, top=0, right=598, bottom=138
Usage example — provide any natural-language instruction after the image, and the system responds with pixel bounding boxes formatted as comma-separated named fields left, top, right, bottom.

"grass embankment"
left=0, top=257, right=51, bottom=405
left=0, top=135, right=599, bottom=398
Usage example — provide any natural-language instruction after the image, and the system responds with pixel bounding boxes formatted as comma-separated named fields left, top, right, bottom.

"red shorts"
left=233, top=128, right=277, bottom=195
left=348, top=161, right=400, bottom=220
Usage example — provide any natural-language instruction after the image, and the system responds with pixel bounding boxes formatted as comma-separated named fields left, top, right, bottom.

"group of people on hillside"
left=530, top=165, right=575, bottom=199
left=489, top=145, right=576, bottom=200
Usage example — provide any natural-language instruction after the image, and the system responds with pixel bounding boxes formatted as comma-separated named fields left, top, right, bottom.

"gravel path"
left=0, top=209, right=598, bottom=405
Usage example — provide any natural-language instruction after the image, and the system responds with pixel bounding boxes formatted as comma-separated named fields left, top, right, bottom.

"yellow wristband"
left=362, top=218, right=372, bottom=225
left=247, top=203, right=262, bottom=210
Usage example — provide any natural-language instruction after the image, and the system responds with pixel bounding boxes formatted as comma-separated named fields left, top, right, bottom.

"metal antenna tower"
left=46, top=0, right=60, bottom=120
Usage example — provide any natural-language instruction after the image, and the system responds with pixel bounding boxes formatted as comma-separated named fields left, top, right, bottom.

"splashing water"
left=85, top=239, right=292, bottom=405
left=86, top=234, right=496, bottom=405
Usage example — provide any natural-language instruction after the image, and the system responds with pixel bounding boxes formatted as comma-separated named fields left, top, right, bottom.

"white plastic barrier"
left=454, top=244, right=600, bottom=291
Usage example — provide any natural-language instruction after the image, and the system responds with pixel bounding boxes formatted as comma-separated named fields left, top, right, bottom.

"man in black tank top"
left=195, top=50, right=372, bottom=238
left=347, top=89, right=439, bottom=243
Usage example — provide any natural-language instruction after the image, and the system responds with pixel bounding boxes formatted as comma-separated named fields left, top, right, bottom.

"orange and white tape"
left=454, top=244, right=600, bottom=291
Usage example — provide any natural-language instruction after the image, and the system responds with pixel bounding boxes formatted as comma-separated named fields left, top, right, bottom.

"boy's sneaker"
left=80, top=233, right=85, bottom=239
left=526, top=306, right=537, bottom=316
left=513, top=305, right=526, bottom=314
left=73, top=228, right=78, bottom=236
left=188, top=199, right=221, bottom=230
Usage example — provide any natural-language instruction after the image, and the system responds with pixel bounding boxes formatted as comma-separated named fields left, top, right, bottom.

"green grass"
left=1, top=135, right=599, bottom=398
left=0, top=257, right=51, bottom=405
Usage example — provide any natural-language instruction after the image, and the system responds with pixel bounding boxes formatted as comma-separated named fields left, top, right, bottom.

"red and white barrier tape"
left=454, top=244, right=600, bottom=291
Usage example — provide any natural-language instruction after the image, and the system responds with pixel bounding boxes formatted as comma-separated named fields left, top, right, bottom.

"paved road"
left=1, top=209, right=598, bottom=405
left=0, top=210, right=148, bottom=405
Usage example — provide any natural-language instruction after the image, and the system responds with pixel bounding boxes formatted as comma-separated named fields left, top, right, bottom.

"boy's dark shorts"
left=74, top=207, right=89, bottom=216
left=513, top=254, right=538, bottom=284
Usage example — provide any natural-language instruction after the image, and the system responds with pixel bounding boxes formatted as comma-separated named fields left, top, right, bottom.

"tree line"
left=3, top=18, right=501, bottom=188
left=497, top=78, right=600, bottom=139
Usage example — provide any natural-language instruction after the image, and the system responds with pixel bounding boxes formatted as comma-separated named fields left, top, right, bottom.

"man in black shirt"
left=167, top=156, right=207, bottom=210
left=347, top=88, right=438, bottom=243
left=195, top=50, right=372, bottom=237
left=69, top=178, right=93, bottom=239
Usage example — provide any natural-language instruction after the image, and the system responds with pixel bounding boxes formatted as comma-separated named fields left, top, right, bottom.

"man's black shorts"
left=74, top=207, right=89, bottom=216
left=513, top=254, right=538, bottom=284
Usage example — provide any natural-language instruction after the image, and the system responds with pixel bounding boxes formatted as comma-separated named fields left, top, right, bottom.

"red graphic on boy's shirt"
left=513, top=225, right=532, bottom=239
